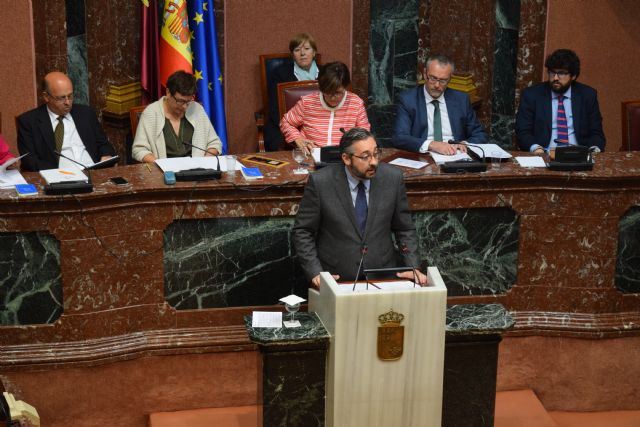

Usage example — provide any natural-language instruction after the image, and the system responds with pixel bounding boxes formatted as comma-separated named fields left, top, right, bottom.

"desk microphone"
left=178, top=141, right=222, bottom=180
left=448, top=139, right=486, bottom=161
left=352, top=245, right=368, bottom=291
left=441, top=140, right=487, bottom=173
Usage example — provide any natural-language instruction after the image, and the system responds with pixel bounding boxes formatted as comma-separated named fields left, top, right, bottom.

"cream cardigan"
left=132, top=97, right=222, bottom=161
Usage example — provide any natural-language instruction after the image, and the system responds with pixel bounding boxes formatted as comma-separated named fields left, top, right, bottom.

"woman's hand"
left=294, top=138, right=314, bottom=156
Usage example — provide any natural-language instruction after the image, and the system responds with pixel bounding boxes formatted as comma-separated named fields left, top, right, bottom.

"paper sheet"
left=251, top=311, right=283, bottom=328
left=515, top=156, right=547, bottom=168
left=155, top=156, right=243, bottom=173
left=0, top=169, right=28, bottom=189
left=389, top=158, right=428, bottom=169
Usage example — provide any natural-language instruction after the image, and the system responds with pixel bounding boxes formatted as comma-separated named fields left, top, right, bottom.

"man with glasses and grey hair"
left=18, top=71, right=115, bottom=171
left=392, top=54, right=487, bottom=155
left=515, top=48, right=605, bottom=154
left=293, top=127, right=427, bottom=289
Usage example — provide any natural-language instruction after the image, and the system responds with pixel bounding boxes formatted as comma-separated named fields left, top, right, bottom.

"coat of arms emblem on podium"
left=377, top=309, right=405, bottom=361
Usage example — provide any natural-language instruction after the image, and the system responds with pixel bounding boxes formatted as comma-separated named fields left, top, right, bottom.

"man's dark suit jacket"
left=292, top=162, right=420, bottom=282
left=17, top=104, right=115, bottom=171
left=392, top=86, right=487, bottom=152
left=515, top=81, right=606, bottom=151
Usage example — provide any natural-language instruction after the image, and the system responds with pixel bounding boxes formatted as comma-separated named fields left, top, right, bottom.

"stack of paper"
left=39, top=166, right=88, bottom=184
left=0, top=154, right=29, bottom=188
left=155, top=156, right=243, bottom=173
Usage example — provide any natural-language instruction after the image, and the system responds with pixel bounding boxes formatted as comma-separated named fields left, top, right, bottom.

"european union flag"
left=188, top=1, right=228, bottom=153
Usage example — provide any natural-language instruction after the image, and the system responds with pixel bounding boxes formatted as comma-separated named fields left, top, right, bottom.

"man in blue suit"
left=516, top=49, right=606, bottom=154
left=392, top=54, right=487, bottom=154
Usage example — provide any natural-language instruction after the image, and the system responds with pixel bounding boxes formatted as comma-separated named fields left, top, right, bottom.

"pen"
left=145, top=164, right=152, bottom=173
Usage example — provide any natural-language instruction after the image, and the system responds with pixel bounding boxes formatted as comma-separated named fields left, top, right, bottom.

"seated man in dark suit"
left=17, top=71, right=115, bottom=171
left=516, top=49, right=606, bottom=154
left=293, top=127, right=427, bottom=289
left=392, top=54, right=487, bottom=155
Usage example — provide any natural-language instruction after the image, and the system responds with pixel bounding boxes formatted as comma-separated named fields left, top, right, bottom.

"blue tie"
left=355, top=181, right=368, bottom=236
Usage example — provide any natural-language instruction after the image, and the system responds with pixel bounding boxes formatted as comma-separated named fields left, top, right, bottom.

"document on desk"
left=251, top=311, right=283, bottom=328
left=155, top=156, right=243, bottom=172
left=39, top=166, right=88, bottom=184
left=336, top=280, right=418, bottom=293
left=469, top=144, right=512, bottom=159
left=515, top=156, right=547, bottom=168
left=389, top=158, right=428, bottom=169
left=0, top=169, right=28, bottom=189
left=430, top=151, right=472, bottom=165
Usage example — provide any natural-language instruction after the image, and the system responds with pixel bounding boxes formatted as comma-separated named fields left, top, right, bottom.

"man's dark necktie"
left=355, top=181, right=368, bottom=236
left=556, top=95, right=569, bottom=144
left=54, top=115, right=65, bottom=153
left=432, top=100, right=442, bottom=142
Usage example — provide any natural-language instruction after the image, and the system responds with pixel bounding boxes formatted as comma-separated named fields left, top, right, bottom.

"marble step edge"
left=0, top=325, right=254, bottom=370
left=507, top=310, right=640, bottom=337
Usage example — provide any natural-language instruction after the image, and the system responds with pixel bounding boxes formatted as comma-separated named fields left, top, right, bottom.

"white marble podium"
left=309, top=267, right=447, bottom=427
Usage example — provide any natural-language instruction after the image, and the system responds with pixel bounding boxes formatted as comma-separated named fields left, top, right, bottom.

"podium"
left=309, top=267, right=447, bottom=427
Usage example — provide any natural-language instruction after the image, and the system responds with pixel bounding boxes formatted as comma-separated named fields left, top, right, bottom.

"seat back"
left=621, top=99, right=640, bottom=151
left=277, top=80, right=320, bottom=120
left=129, top=105, right=146, bottom=137
left=259, top=53, right=322, bottom=116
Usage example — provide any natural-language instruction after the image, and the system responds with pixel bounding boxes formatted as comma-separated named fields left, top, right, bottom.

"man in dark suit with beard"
left=17, top=71, right=115, bottom=171
left=516, top=49, right=606, bottom=154
left=293, top=127, right=427, bottom=289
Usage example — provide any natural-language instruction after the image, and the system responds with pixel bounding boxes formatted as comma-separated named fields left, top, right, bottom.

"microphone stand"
left=352, top=245, right=368, bottom=291
left=440, top=140, right=487, bottom=173
left=401, top=242, right=419, bottom=288
left=44, top=151, right=94, bottom=195
left=174, top=141, right=221, bottom=180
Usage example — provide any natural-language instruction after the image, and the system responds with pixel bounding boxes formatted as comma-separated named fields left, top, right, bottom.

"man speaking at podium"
left=293, top=127, right=427, bottom=289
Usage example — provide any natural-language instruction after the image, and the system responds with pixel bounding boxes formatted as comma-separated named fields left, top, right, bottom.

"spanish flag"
left=159, top=0, right=192, bottom=87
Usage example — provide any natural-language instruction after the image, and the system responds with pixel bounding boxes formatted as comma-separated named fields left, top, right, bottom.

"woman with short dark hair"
left=280, top=62, right=370, bottom=153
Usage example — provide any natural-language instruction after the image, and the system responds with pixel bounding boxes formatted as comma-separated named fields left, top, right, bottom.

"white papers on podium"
left=155, top=156, right=243, bottom=172
left=251, top=311, right=282, bottom=328
left=515, top=156, right=546, bottom=168
left=389, top=158, right=428, bottom=169
left=335, top=280, right=418, bottom=293
left=469, top=143, right=512, bottom=159
left=430, top=151, right=472, bottom=165
left=39, top=166, right=88, bottom=184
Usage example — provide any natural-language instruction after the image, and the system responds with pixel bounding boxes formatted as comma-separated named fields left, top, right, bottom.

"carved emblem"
left=377, top=309, right=405, bottom=361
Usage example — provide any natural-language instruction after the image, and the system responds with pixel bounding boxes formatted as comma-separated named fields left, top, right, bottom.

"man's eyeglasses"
left=350, top=149, right=382, bottom=162
left=548, top=70, right=571, bottom=78
left=426, top=75, right=450, bottom=86
left=46, top=92, right=73, bottom=103
left=172, top=94, right=194, bottom=106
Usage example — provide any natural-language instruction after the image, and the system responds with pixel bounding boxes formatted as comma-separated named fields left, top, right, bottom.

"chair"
left=129, top=105, right=146, bottom=137
left=621, top=99, right=640, bottom=151
left=277, top=80, right=320, bottom=121
left=256, top=53, right=321, bottom=152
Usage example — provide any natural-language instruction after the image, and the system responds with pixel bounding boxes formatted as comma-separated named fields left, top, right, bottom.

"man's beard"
left=550, top=80, right=572, bottom=94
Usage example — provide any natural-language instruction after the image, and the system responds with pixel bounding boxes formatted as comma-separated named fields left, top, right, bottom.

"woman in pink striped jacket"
left=280, top=62, right=370, bottom=154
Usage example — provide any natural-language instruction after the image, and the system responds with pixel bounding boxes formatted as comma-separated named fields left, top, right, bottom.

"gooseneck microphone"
left=177, top=141, right=221, bottom=180
left=401, top=242, right=420, bottom=287
left=54, top=150, right=93, bottom=184
left=352, top=245, right=368, bottom=291
left=440, top=140, right=487, bottom=173
left=448, top=139, right=486, bottom=160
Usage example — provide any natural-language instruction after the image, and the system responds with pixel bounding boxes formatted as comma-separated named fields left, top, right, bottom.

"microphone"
left=339, top=127, right=346, bottom=134
left=178, top=141, right=222, bottom=180
left=45, top=150, right=94, bottom=195
left=401, top=242, right=419, bottom=287
left=448, top=139, right=486, bottom=160
left=441, top=140, right=487, bottom=173
left=352, top=245, right=368, bottom=291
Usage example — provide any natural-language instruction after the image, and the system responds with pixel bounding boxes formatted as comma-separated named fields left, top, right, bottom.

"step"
left=495, top=389, right=558, bottom=427
left=549, top=410, right=640, bottom=427
left=149, top=405, right=259, bottom=427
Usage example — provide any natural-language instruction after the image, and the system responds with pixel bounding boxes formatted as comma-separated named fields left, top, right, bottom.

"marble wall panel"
left=615, top=207, right=640, bottom=293
left=66, top=0, right=89, bottom=105
left=351, top=0, right=371, bottom=101
left=413, top=208, right=519, bottom=296
left=164, top=218, right=307, bottom=309
left=368, top=0, right=420, bottom=146
left=490, top=0, right=520, bottom=148
left=32, top=0, right=68, bottom=86
left=0, top=232, right=61, bottom=326
left=515, top=0, right=547, bottom=99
